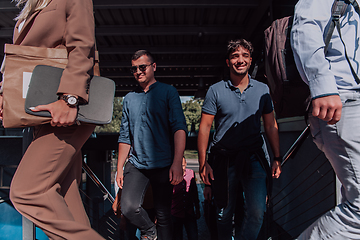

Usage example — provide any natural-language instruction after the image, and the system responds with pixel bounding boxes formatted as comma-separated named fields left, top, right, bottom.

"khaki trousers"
left=10, top=124, right=104, bottom=240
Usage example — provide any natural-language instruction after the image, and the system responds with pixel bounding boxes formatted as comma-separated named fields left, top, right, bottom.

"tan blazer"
left=13, top=0, right=95, bottom=102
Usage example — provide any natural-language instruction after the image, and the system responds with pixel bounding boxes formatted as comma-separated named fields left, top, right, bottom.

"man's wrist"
left=273, top=156, right=282, bottom=162
left=172, top=156, right=183, bottom=165
left=199, top=161, right=207, bottom=171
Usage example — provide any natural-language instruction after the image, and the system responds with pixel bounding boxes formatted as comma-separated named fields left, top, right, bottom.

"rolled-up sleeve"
left=168, top=87, right=187, bottom=134
left=118, top=98, right=131, bottom=145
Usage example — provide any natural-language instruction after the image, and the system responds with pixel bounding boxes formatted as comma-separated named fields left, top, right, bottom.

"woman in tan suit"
left=0, top=0, right=104, bottom=239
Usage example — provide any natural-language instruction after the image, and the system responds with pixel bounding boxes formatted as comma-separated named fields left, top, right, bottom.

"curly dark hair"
left=226, top=39, right=253, bottom=59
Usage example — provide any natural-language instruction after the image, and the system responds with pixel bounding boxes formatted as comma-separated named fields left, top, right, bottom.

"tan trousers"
left=10, top=124, right=104, bottom=240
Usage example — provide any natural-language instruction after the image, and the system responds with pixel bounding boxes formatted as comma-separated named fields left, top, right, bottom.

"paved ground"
left=185, top=158, right=200, bottom=174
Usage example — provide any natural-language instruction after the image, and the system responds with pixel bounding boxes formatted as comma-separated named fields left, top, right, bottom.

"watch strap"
left=59, top=94, right=79, bottom=107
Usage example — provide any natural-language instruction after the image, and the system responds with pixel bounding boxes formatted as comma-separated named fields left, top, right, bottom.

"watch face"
left=68, top=96, right=78, bottom=105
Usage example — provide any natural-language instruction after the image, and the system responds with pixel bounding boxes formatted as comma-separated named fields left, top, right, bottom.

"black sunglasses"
left=130, top=63, right=154, bottom=73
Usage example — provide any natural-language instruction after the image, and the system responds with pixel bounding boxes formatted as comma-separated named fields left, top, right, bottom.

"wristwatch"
left=59, top=94, right=79, bottom=108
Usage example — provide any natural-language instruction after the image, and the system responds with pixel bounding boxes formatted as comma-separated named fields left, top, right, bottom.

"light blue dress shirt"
left=291, top=0, right=360, bottom=99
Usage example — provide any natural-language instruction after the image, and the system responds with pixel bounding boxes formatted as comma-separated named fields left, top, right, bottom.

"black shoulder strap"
left=345, top=0, right=360, bottom=16
left=323, top=0, right=348, bottom=53
left=324, top=0, right=360, bottom=84
left=335, top=14, right=360, bottom=84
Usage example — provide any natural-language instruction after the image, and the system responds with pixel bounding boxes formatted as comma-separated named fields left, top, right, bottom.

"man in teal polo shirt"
left=198, top=39, right=282, bottom=240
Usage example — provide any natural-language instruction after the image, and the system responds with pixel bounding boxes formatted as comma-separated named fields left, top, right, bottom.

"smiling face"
left=131, top=55, right=156, bottom=90
left=226, top=46, right=252, bottom=77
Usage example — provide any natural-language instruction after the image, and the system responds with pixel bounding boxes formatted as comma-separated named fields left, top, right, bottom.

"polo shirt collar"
left=225, top=75, right=254, bottom=90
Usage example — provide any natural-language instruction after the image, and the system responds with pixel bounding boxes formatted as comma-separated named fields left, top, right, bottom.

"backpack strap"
left=335, top=13, right=360, bottom=84
left=345, top=0, right=360, bottom=16
left=324, top=0, right=360, bottom=84
left=324, top=0, right=348, bottom=53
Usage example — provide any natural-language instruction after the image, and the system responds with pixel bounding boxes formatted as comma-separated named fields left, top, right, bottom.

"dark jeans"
left=172, top=215, right=198, bottom=240
left=216, top=155, right=267, bottom=240
left=120, top=162, right=173, bottom=240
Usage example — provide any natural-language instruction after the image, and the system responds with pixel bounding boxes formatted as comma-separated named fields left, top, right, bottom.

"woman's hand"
left=30, top=99, right=78, bottom=127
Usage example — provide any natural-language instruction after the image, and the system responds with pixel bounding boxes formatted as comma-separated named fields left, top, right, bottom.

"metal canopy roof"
left=0, top=0, right=298, bottom=97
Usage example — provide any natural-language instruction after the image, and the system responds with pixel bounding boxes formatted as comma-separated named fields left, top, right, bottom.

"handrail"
left=0, top=165, right=18, bottom=190
left=82, top=161, right=115, bottom=204
left=281, top=124, right=311, bottom=166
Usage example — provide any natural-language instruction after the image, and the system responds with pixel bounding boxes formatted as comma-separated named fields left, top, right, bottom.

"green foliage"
left=182, top=98, right=203, bottom=132
left=184, top=149, right=198, bottom=159
left=94, top=97, right=123, bottom=133
left=95, top=96, right=205, bottom=134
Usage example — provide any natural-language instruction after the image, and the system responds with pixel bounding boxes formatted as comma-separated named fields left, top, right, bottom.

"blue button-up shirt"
left=118, top=81, right=187, bottom=169
left=291, top=0, right=360, bottom=99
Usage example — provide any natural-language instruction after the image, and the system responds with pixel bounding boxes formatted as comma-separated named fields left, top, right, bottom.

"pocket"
left=335, top=98, right=360, bottom=141
left=123, top=161, right=133, bottom=175
left=309, top=115, right=324, bottom=151
left=342, top=97, right=360, bottom=107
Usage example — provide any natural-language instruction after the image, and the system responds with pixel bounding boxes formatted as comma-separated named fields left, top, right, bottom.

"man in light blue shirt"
left=291, top=0, right=360, bottom=239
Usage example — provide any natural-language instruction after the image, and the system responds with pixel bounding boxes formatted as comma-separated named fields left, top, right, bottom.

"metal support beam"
left=97, top=45, right=225, bottom=55
left=22, top=128, right=35, bottom=240
left=104, top=70, right=221, bottom=78
left=0, top=28, right=14, bottom=38
left=22, top=217, right=36, bottom=240
left=244, top=0, right=271, bottom=39
left=95, top=25, right=243, bottom=36
left=0, top=1, right=16, bottom=11
left=99, top=60, right=224, bottom=68
left=93, top=0, right=260, bottom=9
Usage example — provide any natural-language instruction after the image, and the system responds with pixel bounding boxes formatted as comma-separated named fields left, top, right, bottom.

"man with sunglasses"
left=116, top=50, right=187, bottom=240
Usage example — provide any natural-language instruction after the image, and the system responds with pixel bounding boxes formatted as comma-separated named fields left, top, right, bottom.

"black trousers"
left=120, top=162, right=173, bottom=240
